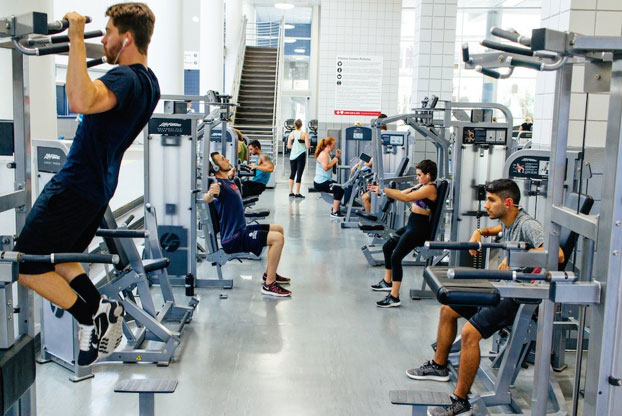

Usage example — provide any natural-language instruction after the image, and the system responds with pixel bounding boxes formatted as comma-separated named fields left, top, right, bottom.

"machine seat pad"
left=358, top=212, right=378, bottom=222
left=143, top=258, right=170, bottom=273
left=389, top=390, right=452, bottom=406
left=358, top=222, right=385, bottom=231
left=243, top=197, right=259, bottom=206
left=308, top=187, right=320, bottom=193
left=424, top=267, right=500, bottom=307
left=114, top=379, right=177, bottom=394
left=245, top=209, right=270, bottom=218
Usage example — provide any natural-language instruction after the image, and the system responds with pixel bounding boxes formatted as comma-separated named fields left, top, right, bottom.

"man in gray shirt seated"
left=405, top=178, right=564, bottom=416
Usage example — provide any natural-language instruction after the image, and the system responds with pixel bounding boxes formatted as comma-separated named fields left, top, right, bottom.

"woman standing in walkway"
left=288, top=119, right=310, bottom=198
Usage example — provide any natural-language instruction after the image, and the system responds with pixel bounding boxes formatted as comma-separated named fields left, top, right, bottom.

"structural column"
left=200, top=0, right=224, bottom=94
left=410, top=0, right=457, bottom=107
left=224, top=0, right=243, bottom=94
left=149, top=0, right=184, bottom=94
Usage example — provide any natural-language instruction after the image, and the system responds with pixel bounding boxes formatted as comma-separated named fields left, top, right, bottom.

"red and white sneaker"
left=261, top=282, right=292, bottom=297
left=262, top=272, right=291, bottom=285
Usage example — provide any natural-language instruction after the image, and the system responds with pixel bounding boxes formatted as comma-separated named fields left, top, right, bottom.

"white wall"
left=316, top=0, right=402, bottom=137
left=534, top=0, right=622, bottom=148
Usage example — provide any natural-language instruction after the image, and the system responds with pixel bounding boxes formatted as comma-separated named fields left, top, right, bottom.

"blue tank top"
left=314, top=156, right=333, bottom=183
left=251, top=153, right=272, bottom=185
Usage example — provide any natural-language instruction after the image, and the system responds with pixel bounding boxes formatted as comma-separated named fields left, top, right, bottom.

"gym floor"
left=35, top=162, right=576, bottom=415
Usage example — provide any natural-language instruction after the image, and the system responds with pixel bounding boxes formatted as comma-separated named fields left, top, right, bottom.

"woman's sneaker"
left=295, top=194, right=305, bottom=199
left=371, top=279, right=392, bottom=291
left=426, top=394, right=472, bottom=416
left=77, top=324, right=99, bottom=366
left=93, top=297, right=125, bottom=358
left=289, top=193, right=295, bottom=197
left=376, top=294, right=401, bottom=308
left=262, top=272, right=291, bottom=285
left=261, top=282, right=292, bottom=297
left=330, top=210, right=344, bottom=218
left=406, top=360, right=450, bottom=381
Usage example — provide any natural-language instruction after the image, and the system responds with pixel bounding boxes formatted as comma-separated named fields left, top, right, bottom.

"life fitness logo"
left=43, top=153, right=61, bottom=161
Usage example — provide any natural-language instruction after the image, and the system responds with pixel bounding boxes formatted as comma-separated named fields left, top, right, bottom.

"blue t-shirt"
left=55, top=64, right=160, bottom=205
left=213, top=178, right=247, bottom=244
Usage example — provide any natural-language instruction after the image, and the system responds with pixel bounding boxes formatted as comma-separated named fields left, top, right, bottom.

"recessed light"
left=192, top=16, right=199, bottom=23
left=294, top=48, right=305, bottom=53
left=284, top=24, right=295, bottom=30
left=284, top=38, right=296, bottom=43
left=275, top=3, right=295, bottom=10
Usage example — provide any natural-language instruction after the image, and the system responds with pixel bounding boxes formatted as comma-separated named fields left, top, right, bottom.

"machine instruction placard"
left=334, top=56, right=383, bottom=116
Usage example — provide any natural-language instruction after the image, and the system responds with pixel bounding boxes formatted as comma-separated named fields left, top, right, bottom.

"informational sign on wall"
left=334, top=55, right=383, bottom=116
left=184, top=51, right=199, bottom=70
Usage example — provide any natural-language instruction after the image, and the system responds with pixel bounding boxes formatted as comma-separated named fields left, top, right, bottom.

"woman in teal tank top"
left=313, top=137, right=345, bottom=218
left=287, top=119, right=310, bottom=198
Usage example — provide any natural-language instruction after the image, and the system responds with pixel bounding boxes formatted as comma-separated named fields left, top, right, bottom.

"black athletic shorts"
left=450, top=298, right=520, bottom=339
left=14, top=178, right=107, bottom=275
left=221, top=224, right=269, bottom=257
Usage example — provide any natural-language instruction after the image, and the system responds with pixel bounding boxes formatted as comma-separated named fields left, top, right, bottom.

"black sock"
left=432, top=360, right=447, bottom=369
left=67, top=297, right=94, bottom=325
left=69, top=274, right=101, bottom=315
left=391, top=295, right=399, bottom=300
left=453, top=394, right=469, bottom=404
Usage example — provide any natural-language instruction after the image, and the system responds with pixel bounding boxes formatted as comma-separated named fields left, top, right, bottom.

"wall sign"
left=334, top=55, right=383, bottom=116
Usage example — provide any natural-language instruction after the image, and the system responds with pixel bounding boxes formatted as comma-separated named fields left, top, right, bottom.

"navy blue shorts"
left=450, top=298, right=520, bottom=339
left=14, top=178, right=107, bottom=275
left=221, top=224, right=269, bottom=257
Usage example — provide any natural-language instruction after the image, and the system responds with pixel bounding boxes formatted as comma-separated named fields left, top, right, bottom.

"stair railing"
left=271, top=18, right=285, bottom=165
left=230, top=16, right=247, bottom=125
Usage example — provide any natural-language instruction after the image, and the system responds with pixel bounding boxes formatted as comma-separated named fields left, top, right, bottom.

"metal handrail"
left=272, top=19, right=285, bottom=165
left=230, top=16, right=247, bottom=125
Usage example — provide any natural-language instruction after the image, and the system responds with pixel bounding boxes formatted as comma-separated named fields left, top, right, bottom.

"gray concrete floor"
left=35, top=161, right=578, bottom=415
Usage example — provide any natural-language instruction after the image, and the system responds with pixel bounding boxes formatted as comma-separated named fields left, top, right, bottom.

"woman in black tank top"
left=368, top=160, right=438, bottom=308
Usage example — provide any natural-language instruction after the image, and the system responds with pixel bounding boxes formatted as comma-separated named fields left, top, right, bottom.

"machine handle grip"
left=19, top=253, right=119, bottom=265
left=50, top=29, right=103, bottom=44
left=36, top=43, right=70, bottom=56
left=490, top=27, right=531, bottom=45
left=86, top=57, right=107, bottom=68
left=507, top=56, right=543, bottom=71
left=96, top=229, right=149, bottom=238
left=47, top=16, right=92, bottom=34
left=481, top=39, right=533, bottom=56
left=477, top=66, right=502, bottom=79
left=448, top=268, right=544, bottom=281
left=424, top=241, right=529, bottom=251
left=461, top=43, right=470, bottom=63
left=123, top=215, right=135, bottom=227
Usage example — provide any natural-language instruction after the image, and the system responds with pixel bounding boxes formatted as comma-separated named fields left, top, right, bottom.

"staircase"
left=233, top=46, right=278, bottom=159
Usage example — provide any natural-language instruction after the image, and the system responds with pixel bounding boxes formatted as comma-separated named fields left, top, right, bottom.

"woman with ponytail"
left=287, top=119, right=310, bottom=198
left=313, top=137, right=344, bottom=218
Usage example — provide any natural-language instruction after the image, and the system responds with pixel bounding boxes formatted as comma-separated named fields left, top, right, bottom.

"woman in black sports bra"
left=367, top=160, right=438, bottom=308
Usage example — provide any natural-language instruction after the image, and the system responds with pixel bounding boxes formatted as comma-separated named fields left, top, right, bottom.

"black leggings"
left=313, top=180, right=344, bottom=201
left=383, top=214, right=431, bottom=282
left=289, top=153, right=306, bottom=183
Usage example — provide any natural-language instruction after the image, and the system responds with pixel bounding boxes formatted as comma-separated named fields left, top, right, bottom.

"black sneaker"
left=77, top=324, right=99, bottom=366
left=377, top=294, right=401, bottom=308
left=330, top=210, right=344, bottom=218
left=261, top=282, right=292, bottom=297
left=93, top=297, right=125, bottom=358
left=406, top=360, right=450, bottom=381
left=371, top=279, right=392, bottom=291
left=426, top=395, right=472, bottom=416
left=262, top=272, right=291, bottom=285
left=289, top=193, right=295, bottom=197
left=295, top=194, right=305, bottom=199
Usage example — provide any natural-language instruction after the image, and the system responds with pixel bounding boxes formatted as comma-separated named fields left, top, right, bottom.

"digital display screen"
left=390, top=136, right=403, bottom=146
left=353, top=132, right=363, bottom=139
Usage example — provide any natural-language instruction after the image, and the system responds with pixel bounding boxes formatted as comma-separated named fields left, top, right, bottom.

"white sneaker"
left=77, top=324, right=99, bottom=366
left=93, top=296, right=125, bottom=358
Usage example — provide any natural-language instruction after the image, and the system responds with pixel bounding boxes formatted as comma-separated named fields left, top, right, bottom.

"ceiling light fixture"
left=284, top=24, right=295, bottom=30
left=284, top=38, right=296, bottom=43
left=275, top=3, right=295, bottom=10
left=192, top=16, right=199, bottom=23
left=294, top=48, right=305, bottom=53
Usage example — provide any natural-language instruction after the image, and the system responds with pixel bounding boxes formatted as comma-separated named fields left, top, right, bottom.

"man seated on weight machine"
left=203, top=152, right=291, bottom=297
left=240, top=140, right=274, bottom=198
left=405, top=179, right=564, bottom=416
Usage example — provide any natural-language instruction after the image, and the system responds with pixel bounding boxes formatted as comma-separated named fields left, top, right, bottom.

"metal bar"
left=584, top=53, right=622, bottom=416
left=0, top=190, right=27, bottom=213
left=531, top=299, right=555, bottom=415
left=573, top=36, right=622, bottom=52
left=190, top=119, right=197, bottom=281
left=138, top=392, right=155, bottom=416
left=550, top=204, right=599, bottom=242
